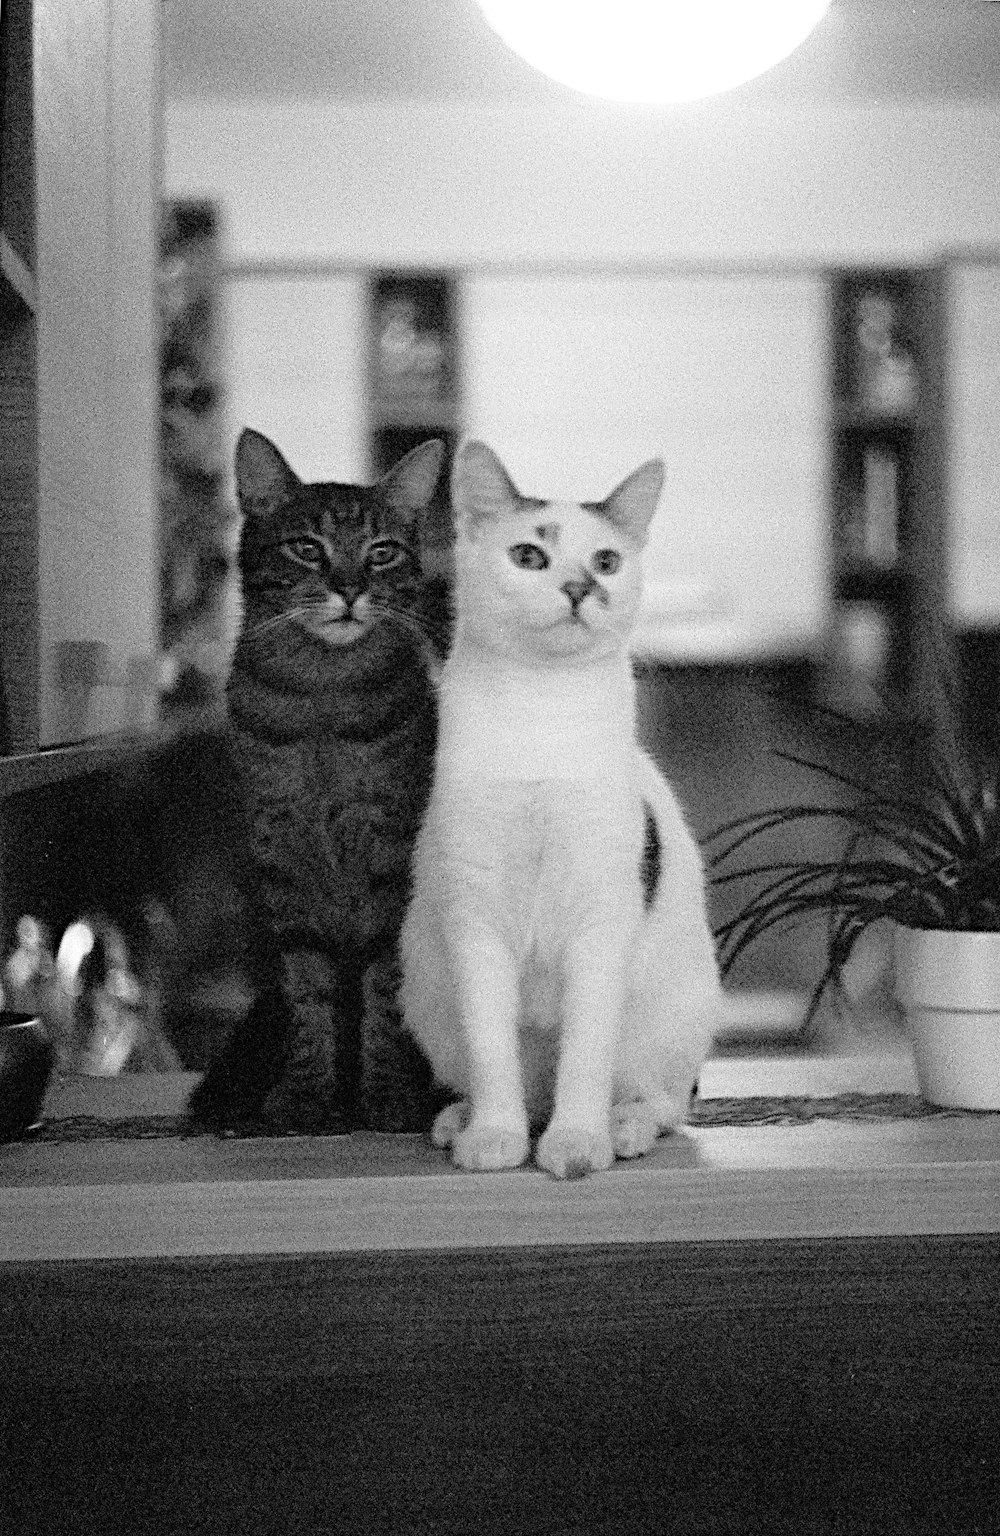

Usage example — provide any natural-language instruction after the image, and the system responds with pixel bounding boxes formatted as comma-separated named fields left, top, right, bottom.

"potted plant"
left=708, top=706, right=1000, bottom=1110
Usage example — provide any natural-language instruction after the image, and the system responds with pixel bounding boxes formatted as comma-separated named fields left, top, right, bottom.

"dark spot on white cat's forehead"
left=533, top=522, right=561, bottom=544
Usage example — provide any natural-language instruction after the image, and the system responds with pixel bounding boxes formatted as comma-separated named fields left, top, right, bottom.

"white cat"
left=400, top=441, right=721, bottom=1178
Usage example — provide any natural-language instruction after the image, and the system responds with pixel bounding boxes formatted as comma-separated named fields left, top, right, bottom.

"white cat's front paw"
left=535, top=1122, right=614, bottom=1180
left=452, top=1120, right=529, bottom=1171
left=431, top=1100, right=470, bottom=1149
left=611, top=1100, right=658, bottom=1160
left=649, top=1085, right=696, bottom=1135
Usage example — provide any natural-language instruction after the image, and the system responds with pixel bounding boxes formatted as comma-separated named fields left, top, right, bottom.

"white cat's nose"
left=561, top=574, right=596, bottom=611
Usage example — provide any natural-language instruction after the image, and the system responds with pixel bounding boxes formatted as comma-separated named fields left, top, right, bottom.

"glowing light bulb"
left=477, top=0, right=833, bottom=104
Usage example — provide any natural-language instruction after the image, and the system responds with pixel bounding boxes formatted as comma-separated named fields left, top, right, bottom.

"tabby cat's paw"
left=611, top=1100, right=658, bottom=1160
left=535, top=1123, right=614, bottom=1180
left=187, top=1077, right=267, bottom=1137
left=361, top=1089, right=442, bottom=1135
left=259, top=1084, right=351, bottom=1137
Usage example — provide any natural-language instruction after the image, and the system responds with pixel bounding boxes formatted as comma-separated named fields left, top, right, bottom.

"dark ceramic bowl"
left=0, top=1012, right=56, bottom=1142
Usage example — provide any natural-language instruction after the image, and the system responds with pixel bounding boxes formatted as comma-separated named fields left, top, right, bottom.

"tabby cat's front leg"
left=260, top=945, right=356, bottom=1135
left=358, top=948, right=447, bottom=1132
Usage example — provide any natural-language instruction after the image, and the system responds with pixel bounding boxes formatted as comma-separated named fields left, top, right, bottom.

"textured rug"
left=23, top=1091, right=993, bottom=1143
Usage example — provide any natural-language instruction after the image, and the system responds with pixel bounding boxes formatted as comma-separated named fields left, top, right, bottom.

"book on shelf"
left=843, top=444, right=899, bottom=574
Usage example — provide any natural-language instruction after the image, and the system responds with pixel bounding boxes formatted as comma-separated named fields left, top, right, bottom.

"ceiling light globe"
left=477, top=0, right=834, bottom=104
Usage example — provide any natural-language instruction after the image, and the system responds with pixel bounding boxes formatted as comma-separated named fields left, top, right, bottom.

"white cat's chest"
left=427, top=775, right=646, bottom=968
left=436, top=650, right=637, bottom=783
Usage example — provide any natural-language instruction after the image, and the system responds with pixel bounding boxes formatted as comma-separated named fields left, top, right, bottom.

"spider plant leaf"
left=773, top=751, right=969, bottom=857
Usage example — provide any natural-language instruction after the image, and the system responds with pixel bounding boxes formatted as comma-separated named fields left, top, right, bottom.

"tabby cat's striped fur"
left=189, top=429, right=449, bottom=1133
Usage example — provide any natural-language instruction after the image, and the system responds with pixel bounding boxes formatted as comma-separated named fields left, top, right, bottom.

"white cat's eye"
left=592, top=548, right=622, bottom=576
left=509, top=542, right=550, bottom=571
left=367, top=540, right=405, bottom=569
left=285, top=538, right=324, bottom=568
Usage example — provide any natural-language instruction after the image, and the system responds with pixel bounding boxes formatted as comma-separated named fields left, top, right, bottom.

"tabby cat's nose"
left=561, top=574, right=596, bottom=610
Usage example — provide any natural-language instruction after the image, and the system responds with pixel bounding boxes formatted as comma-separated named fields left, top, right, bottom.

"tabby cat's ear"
left=599, top=459, right=665, bottom=545
left=451, top=441, right=522, bottom=532
left=381, top=438, right=445, bottom=513
left=235, top=429, right=301, bottom=519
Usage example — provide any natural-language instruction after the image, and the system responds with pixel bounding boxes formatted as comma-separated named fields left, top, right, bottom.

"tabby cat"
left=400, top=441, right=721, bottom=1177
left=188, top=428, right=449, bottom=1134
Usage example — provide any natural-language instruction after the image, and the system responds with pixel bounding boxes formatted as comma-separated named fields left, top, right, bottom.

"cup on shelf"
left=54, top=639, right=110, bottom=742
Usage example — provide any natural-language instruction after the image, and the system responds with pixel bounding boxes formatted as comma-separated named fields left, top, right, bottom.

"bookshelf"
left=827, top=267, right=948, bottom=721
left=366, top=269, right=459, bottom=561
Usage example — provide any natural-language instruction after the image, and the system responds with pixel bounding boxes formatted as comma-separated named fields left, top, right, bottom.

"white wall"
left=224, top=275, right=367, bottom=480
left=165, top=93, right=1000, bottom=653
left=164, top=96, right=1000, bottom=268
left=461, top=271, right=829, bottom=661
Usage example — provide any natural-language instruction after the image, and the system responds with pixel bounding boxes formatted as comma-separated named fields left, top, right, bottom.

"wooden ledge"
left=0, top=734, right=147, bottom=796
left=1, top=1062, right=998, bottom=1262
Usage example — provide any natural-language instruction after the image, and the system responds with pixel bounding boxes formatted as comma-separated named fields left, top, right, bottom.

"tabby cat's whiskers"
left=244, top=603, right=324, bottom=640
left=370, top=597, right=448, bottom=655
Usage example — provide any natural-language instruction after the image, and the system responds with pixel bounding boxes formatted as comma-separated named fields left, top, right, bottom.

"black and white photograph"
left=1, top=4, right=999, bottom=1532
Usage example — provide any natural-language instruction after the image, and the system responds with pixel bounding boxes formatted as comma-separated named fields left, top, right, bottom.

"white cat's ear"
left=235, top=428, right=301, bottom=518
left=452, top=440, right=522, bottom=532
left=381, top=438, right=445, bottom=513
left=600, top=459, right=665, bottom=544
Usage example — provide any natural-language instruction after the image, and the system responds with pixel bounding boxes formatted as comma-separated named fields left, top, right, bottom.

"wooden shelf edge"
left=0, top=231, right=37, bottom=314
left=0, top=732, right=154, bottom=797
left=2, top=1124, right=999, bottom=1262
left=2, top=1064, right=998, bottom=1262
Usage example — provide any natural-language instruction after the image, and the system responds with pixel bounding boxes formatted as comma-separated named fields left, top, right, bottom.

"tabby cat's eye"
left=366, top=540, right=405, bottom=570
left=509, top=543, right=550, bottom=571
left=285, top=537, right=324, bottom=568
left=592, top=549, right=622, bottom=577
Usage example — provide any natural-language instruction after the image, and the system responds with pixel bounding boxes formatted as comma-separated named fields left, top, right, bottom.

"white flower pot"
left=893, top=926, right=1000, bottom=1110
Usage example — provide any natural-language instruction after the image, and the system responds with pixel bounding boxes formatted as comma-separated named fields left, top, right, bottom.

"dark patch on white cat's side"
left=641, top=801, right=661, bottom=910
